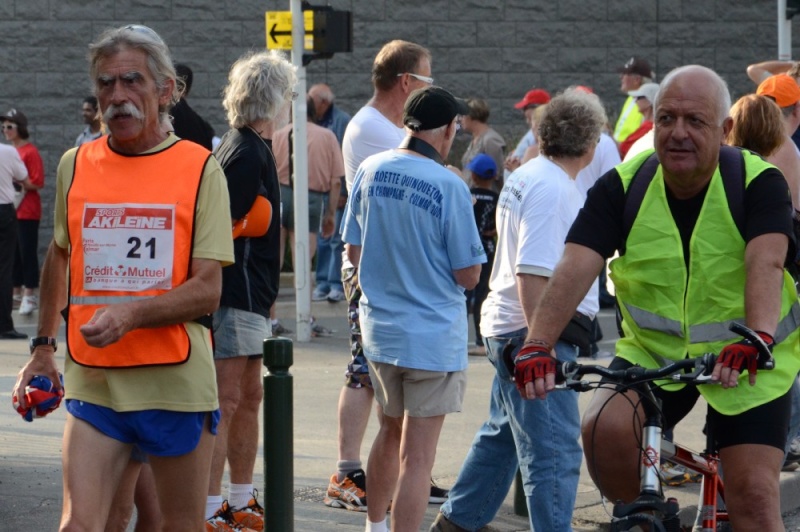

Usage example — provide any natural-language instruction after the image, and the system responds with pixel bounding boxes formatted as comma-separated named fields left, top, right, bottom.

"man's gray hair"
left=653, top=65, right=731, bottom=126
left=538, top=89, right=607, bottom=159
left=309, top=84, right=334, bottom=103
left=222, top=50, right=298, bottom=129
left=88, top=25, right=178, bottom=114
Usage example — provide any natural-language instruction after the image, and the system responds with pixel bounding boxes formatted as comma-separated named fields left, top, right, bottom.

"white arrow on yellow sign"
left=265, top=11, right=314, bottom=50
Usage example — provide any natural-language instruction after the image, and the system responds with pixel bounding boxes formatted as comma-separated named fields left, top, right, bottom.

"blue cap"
left=466, top=154, right=497, bottom=180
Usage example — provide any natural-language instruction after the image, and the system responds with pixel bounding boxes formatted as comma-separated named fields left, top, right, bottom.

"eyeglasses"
left=3, top=124, right=16, bottom=130
left=397, top=72, right=434, bottom=85
left=635, top=95, right=648, bottom=101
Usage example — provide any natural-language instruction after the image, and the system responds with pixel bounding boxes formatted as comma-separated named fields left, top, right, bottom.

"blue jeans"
left=315, top=203, right=344, bottom=293
left=441, top=328, right=582, bottom=531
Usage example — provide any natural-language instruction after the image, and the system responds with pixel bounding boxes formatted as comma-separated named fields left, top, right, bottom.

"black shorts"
left=606, top=357, right=791, bottom=451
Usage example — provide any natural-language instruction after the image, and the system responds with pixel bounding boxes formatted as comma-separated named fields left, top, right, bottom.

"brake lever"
left=728, top=322, right=776, bottom=370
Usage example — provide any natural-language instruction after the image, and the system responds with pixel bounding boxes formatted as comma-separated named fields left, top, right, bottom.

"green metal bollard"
left=513, top=468, right=528, bottom=517
left=263, top=337, right=294, bottom=532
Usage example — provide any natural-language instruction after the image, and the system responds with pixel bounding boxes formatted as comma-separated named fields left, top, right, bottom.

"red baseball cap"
left=514, top=89, right=551, bottom=110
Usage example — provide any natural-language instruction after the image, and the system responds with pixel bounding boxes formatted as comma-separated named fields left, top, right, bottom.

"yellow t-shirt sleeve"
left=194, top=156, right=235, bottom=266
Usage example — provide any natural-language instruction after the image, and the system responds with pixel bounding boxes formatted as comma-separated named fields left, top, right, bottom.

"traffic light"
left=789, top=0, right=800, bottom=19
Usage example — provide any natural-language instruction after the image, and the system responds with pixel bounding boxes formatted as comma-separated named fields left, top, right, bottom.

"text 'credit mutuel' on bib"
left=81, top=204, right=175, bottom=292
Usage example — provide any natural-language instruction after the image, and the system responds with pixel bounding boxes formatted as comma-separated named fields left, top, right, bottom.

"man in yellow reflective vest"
left=517, top=65, right=799, bottom=531
left=613, top=56, right=654, bottom=145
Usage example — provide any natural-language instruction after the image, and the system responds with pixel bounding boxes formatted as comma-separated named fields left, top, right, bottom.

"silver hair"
left=538, top=88, right=607, bottom=159
left=653, top=65, right=731, bottom=126
left=222, top=50, right=298, bottom=129
left=406, top=123, right=448, bottom=137
left=88, top=25, right=178, bottom=114
left=309, top=84, right=334, bottom=103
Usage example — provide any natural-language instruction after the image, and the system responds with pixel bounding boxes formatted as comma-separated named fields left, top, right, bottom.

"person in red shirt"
left=618, top=83, right=658, bottom=159
left=2, top=109, right=44, bottom=316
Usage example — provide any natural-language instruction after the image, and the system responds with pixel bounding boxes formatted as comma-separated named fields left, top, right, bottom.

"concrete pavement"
left=2, top=277, right=800, bottom=530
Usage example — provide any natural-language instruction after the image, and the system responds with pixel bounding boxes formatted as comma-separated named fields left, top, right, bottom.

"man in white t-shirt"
left=324, top=39, right=448, bottom=513
left=433, top=89, right=606, bottom=532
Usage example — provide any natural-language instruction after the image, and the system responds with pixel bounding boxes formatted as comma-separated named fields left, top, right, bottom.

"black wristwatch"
left=30, top=336, right=57, bottom=354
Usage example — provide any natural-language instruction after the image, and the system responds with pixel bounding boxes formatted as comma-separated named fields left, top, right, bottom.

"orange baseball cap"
left=757, top=74, right=800, bottom=107
left=232, top=195, right=272, bottom=239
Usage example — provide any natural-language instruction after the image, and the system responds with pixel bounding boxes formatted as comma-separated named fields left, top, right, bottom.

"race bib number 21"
left=81, top=204, right=175, bottom=292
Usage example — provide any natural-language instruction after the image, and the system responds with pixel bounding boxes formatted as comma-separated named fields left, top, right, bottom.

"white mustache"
left=103, top=102, right=143, bottom=122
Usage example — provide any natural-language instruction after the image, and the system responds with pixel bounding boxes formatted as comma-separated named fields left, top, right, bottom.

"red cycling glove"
left=513, top=343, right=557, bottom=395
left=716, top=331, right=774, bottom=377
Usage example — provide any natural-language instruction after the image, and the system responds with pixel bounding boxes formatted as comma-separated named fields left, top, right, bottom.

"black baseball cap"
left=2, top=108, right=28, bottom=128
left=403, top=86, right=469, bottom=131
left=619, top=56, right=654, bottom=79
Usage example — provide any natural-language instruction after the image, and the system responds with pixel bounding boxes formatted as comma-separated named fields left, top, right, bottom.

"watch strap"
left=30, top=336, right=57, bottom=353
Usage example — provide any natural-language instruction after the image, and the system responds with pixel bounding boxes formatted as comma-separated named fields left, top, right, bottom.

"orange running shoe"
left=322, top=469, right=367, bottom=512
left=205, top=500, right=256, bottom=531
left=231, top=490, right=264, bottom=531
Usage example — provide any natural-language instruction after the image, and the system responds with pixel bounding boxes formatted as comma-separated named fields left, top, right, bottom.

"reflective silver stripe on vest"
left=689, top=319, right=745, bottom=344
left=774, top=300, right=800, bottom=344
left=70, top=295, right=155, bottom=305
left=625, top=300, right=800, bottom=345
left=624, top=303, right=684, bottom=337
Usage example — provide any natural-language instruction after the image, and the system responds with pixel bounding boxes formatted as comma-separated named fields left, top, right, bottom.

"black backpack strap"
left=622, top=152, right=660, bottom=241
left=623, top=147, right=746, bottom=241
left=288, top=129, right=294, bottom=190
left=717, top=145, right=746, bottom=239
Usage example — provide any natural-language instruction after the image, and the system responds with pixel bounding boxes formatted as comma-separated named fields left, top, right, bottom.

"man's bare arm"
left=346, top=243, right=361, bottom=267
left=517, top=273, right=548, bottom=327
left=454, top=264, right=481, bottom=290
left=13, top=241, right=70, bottom=404
left=746, top=60, right=796, bottom=84
left=712, top=232, right=788, bottom=387
left=321, top=175, right=342, bottom=238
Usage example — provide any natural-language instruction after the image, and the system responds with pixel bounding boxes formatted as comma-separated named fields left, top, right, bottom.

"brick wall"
left=1, top=0, right=798, bottom=253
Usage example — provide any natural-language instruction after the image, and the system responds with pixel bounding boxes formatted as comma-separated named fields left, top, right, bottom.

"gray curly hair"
left=538, top=89, right=607, bottom=159
left=222, top=50, right=298, bottom=129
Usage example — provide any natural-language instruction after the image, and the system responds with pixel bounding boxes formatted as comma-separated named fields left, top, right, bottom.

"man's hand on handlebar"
left=514, top=342, right=558, bottom=400
left=712, top=331, right=774, bottom=388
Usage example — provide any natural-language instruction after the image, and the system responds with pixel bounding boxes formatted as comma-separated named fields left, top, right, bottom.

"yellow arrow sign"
left=265, top=11, right=314, bottom=50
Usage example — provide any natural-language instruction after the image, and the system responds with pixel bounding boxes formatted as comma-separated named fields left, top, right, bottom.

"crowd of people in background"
left=5, top=22, right=800, bottom=532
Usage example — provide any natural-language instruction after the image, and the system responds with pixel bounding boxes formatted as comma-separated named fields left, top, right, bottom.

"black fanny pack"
left=558, top=312, right=592, bottom=353
left=501, top=312, right=593, bottom=379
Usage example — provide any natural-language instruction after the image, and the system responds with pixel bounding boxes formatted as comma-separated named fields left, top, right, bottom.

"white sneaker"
left=327, top=288, right=345, bottom=302
left=312, top=287, right=330, bottom=301
left=19, top=296, right=38, bottom=316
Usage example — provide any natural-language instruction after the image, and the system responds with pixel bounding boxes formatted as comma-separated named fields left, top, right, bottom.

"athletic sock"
left=365, top=518, right=388, bottom=532
left=206, top=495, right=224, bottom=520
left=228, top=483, right=254, bottom=509
left=337, top=459, right=363, bottom=482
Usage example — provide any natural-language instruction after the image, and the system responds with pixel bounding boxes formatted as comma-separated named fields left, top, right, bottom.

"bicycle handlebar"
left=554, top=322, right=775, bottom=392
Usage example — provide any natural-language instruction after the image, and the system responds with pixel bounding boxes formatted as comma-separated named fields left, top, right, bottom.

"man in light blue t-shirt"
left=342, top=86, right=485, bottom=532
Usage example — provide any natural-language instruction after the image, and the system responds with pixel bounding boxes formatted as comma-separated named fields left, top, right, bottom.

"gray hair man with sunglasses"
left=13, top=24, right=233, bottom=531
